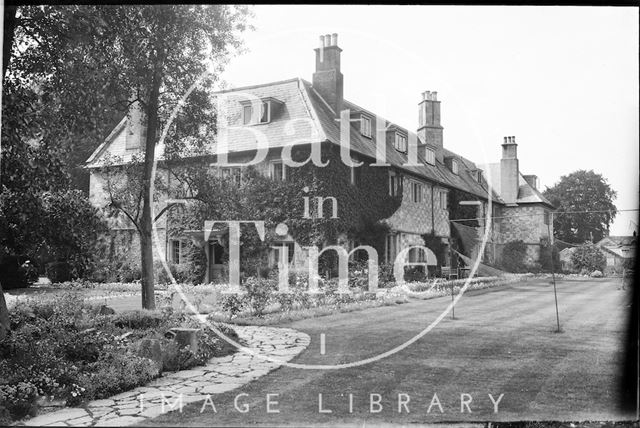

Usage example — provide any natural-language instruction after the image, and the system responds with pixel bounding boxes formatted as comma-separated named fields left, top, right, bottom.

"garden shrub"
left=0, top=293, right=239, bottom=423
left=378, top=263, right=395, bottom=284
left=82, top=352, right=159, bottom=400
left=112, top=310, right=165, bottom=330
left=243, top=277, right=277, bottom=316
left=403, top=266, right=427, bottom=282
left=571, top=243, right=606, bottom=273
left=45, top=261, right=72, bottom=283
left=500, top=240, right=528, bottom=273
left=221, top=294, right=246, bottom=318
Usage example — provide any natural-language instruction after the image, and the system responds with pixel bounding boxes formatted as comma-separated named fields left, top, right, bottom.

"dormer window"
left=243, top=101, right=270, bottom=125
left=360, top=115, right=372, bottom=138
left=425, top=147, right=436, bottom=165
left=451, top=159, right=459, bottom=175
left=394, top=132, right=407, bottom=153
left=241, top=97, right=282, bottom=125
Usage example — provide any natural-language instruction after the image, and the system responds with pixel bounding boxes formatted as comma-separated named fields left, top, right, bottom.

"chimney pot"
left=425, top=91, right=431, bottom=100
left=331, top=33, right=338, bottom=46
left=512, top=136, right=516, bottom=144
left=432, top=91, right=437, bottom=101
left=325, top=34, right=332, bottom=46
left=319, top=35, right=325, bottom=48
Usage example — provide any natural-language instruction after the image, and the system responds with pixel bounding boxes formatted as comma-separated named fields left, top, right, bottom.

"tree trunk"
left=0, top=283, right=10, bottom=340
left=139, top=53, right=165, bottom=310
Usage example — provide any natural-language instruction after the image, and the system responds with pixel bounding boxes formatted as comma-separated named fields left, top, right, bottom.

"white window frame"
left=394, top=132, right=407, bottom=153
left=425, top=147, right=436, bottom=165
left=360, top=115, right=372, bottom=138
left=243, top=101, right=271, bottom=125
left=350, top=160, right=362, bottom=186
left=270, top=161, right=286, bottom=181
left=412, top=182, right=423, bottom=203
left=439, top=191, right=448, bottom=210
left=451, top=159, right=459, bottom=175
left=220, top=166, right=242, bottom=186
left=169, top=239, right=182, bottom=264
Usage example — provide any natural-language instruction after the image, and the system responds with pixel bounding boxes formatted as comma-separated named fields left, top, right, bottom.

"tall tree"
left=1, top=5, right=250, bottom=320
left=543, top=169, right=618, bottom=244
left=83, top=5, right=250, bottom=308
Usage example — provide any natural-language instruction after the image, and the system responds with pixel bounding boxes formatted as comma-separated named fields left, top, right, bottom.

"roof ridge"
left=86, top=116, right=128, bottom=166
left=213, top=77, right=300, bottom=94
left=297, top=79, right=327, bottom=142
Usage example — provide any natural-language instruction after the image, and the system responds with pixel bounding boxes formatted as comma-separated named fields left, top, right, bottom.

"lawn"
left=138, top=277, right=634, bottom=425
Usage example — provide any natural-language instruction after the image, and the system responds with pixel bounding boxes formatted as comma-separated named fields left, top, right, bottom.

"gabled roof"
left=86, top=76, right=512, bottom=203
left=597, top=235, right=637, bottom=248
left=300, top=80, right=501, bottom=202
left=85, top=116, right=128, bottom=165
left=477, top=162, right=554, bottom=208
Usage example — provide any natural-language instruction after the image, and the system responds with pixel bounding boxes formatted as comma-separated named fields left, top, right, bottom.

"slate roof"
left=478, top=162, right=554, bottom=208
left=86, top=77, right=519, bottom=204
left=597, top=235, right=637, bottom=248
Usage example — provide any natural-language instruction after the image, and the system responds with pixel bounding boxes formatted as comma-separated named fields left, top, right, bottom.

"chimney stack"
left=500, top=135, right=519, bottom=205
left=313, top=33, right=343, bottom=117
left=417, top=90, right=443, bottom=163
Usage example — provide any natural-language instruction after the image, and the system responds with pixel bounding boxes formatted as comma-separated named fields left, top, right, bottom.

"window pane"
left=272, top=162, right=283, bottom=181
left=260, top=102, right=269, bottom=123
left=361, top=116, right=371, bottom=137
left=243, top=105, right=252, bottom=125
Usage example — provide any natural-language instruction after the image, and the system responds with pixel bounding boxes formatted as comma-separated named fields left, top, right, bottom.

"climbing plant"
left=166, top=143, right=402, bottom=279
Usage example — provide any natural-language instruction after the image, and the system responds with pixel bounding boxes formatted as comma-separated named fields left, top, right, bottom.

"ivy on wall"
left=166, top=143, right=402, bottom=274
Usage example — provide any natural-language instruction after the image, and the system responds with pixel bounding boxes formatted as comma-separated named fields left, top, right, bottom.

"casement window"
left=220, top=167, right=242, bottom=187
left=242, top=101, right=270, bottom=125
left=543, top=210, right=550, bottom=225
left=409, top=247, right=427, bottom=263
left=411, top=182, right=423, bottom=203
left=477, top=170, right=483, bottom=183
left=350, top=158, right=362, bottom=186
left=169, top=239, right=182, bottom=264
left=389, top=172, right=402, bottom=197
left=439, top=191, right=448, bottom=210
left=425, top=147, right=436, bottom=165
left=360, top=115, right=372, bottom=138
left=270, top=161, right=286, bottom=181
left=451, top=159, right=459, bottom=175
left=394, top=132, right=407, bottom=153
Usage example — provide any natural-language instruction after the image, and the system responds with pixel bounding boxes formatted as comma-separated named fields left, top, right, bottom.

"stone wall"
left=497, top=203, right=551, bottom=265
left=385, top=177, right=449, bottom=237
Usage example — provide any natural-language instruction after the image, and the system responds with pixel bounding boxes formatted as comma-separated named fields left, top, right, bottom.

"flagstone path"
left=20, top=325, right=310, bottom=427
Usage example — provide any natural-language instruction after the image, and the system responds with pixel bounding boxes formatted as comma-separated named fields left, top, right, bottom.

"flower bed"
left=399, top=274, right=534, bottom=299
left=0, top=293, right=239, bottom=424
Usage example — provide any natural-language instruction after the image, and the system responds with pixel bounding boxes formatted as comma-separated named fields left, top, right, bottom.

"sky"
left=217, top=5, right=639, bottom=236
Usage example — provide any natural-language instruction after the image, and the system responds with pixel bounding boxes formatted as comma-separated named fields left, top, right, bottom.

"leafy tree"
left=543, top=170, right=617, bottom=244
left=79, top=5, right=251, bottom=308
left=571, top=243, right=606, bottom=273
